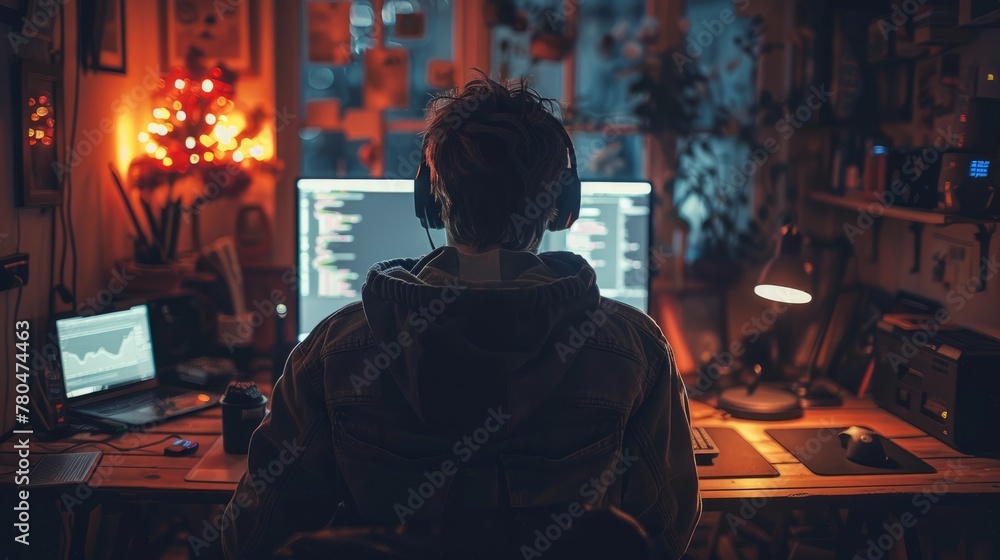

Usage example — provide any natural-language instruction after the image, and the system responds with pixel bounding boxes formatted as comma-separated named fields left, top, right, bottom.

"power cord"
left=38, top=433, right=183, bottom=455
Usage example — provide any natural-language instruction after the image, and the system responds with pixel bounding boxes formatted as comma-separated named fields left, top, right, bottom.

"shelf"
left=807, top=192, right=998, bottom=291
left=806, top=192, right=998, bottom=225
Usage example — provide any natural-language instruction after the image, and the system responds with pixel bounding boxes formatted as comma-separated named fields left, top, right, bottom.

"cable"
left=66, top=21, right=81, bottom=309
left=39, top=433, right=183, bottom=455
left=423, top=208, right=437, bottom=250
left=424, top=224, right=436, bottom=251
left=12, top=276, right=23, bottom=325
left=15, top=208, right=21, bottom=253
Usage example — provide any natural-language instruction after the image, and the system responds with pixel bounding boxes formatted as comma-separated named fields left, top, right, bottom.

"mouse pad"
left=185, top=437, right=247, bottom=483
left=697, top=427, right=779, bottom=479
left=766, top=427, right=936, bottom=476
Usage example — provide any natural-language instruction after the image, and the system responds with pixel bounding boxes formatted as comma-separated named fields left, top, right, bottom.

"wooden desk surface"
left=3, top=394, right=1000, bottom=511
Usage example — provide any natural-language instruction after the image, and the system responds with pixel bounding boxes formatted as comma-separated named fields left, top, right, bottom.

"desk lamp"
left=718, top=224, right=810, bottom=420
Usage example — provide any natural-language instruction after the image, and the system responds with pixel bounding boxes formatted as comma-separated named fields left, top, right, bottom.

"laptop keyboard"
left=77, top=388, right=213, bottom=420
left=88, top=392, right=157, bottom=414
left=30, top=452, right=101, bottom=486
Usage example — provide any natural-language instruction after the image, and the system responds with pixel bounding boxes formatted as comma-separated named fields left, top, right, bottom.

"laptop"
left=56, top=305, right=219, bottom=428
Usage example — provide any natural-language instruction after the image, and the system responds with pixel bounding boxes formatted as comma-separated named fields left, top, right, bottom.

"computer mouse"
left=838, top=426, right=892, bottom=467
left=164, top=439, right=200, bottom=456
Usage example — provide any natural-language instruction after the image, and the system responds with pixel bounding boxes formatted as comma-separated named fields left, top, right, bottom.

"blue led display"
left=970, top=159, right=991, bottom=179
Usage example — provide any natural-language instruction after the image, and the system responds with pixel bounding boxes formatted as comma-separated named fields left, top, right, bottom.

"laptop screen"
left=296, top=179, right=652, bottom=340
left=56, top=305, right=157, bottom=399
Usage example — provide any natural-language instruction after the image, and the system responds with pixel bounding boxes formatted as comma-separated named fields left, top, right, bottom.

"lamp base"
left=718, top=385, right=804, bottom=421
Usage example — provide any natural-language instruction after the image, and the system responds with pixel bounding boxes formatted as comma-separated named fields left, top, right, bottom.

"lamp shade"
left=754, top=224, right=812, bottom=304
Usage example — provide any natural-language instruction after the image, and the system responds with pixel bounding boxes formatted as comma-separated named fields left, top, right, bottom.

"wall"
left=1, top=0, right=275, bottom=435
left=804, top=29, right=1000, bottom=341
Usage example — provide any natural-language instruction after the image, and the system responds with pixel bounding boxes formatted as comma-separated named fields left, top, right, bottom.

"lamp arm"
left=799, top=237, right=852, bottom=386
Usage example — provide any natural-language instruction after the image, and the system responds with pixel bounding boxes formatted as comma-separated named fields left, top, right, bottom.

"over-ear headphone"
left=414, top=113, right=581, bottom=233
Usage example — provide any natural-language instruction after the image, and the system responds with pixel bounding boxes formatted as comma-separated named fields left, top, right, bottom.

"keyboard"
left=691, top=426, right=720, bottom=465
left=30, top=452, right=101, bottom=486
left=74, top=387, right=217, bottom=427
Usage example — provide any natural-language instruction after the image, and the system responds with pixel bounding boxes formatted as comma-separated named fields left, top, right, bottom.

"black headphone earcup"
left=547, top=127, right=582, bottom=232
left=414, top=160, right=445, bottom=229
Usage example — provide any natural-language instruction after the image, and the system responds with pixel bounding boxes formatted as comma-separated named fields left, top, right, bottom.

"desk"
left=3, top=392, right=1000, bottom=557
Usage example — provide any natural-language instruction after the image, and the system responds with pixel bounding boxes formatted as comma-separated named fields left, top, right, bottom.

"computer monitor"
left=55, top=305, right=157, bottom=399
left=296, top=179, right=652, bottom=339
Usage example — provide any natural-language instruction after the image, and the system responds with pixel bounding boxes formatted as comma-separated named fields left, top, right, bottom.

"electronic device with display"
left=296, top=179, right=652, bottom=340
left=938, top=153, right=998, bottom=217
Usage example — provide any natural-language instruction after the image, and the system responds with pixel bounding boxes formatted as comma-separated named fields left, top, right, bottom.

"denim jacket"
left=222, top=247, right=701, bottom=558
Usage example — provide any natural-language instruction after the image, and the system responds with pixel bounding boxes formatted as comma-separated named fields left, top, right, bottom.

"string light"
left=135, top=66, right=272, bottom=175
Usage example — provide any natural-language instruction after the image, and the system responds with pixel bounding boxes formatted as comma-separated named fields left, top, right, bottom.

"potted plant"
left=630, top=14, right=787, bottom=286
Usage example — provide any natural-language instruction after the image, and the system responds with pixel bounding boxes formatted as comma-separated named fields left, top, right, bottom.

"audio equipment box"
left=873, top=316, right=1000, bottom=457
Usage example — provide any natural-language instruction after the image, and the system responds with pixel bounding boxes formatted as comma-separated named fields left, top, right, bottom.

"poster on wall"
left=307, top=1, right=353, bottom=66
left=161, top=0, right=256, bottom=73
left=81, top=0, right=126, bottom=73
left=364, top=48, right=410, bottom=110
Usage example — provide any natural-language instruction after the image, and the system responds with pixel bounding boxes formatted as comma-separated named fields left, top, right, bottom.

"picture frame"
left=80, top=0, right=126, bottom=73
left=13, top=61, right=63, bottom=207
left=160, top=0, right=258, bottom=74
left=22, top=0, right=54, bottom=42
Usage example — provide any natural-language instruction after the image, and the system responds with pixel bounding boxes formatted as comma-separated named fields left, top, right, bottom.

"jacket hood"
left=361, top=246, right=600, bottom=434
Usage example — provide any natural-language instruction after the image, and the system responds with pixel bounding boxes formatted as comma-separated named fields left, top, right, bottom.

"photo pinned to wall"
left=81, top=0, right=126, bottom=73
left=363, top=48, right=410, bottom=110
left=161, top=0, right=257, bottom=74
left=426, top=59, right=455, bottom=89
left=307, top=1, right=353, bottom=65
left=14, top=61, right=63, bottom=207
